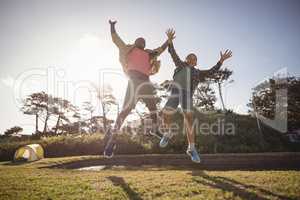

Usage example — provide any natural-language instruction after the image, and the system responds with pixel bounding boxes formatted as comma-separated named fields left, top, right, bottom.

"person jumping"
left=160, top=29, right=232, bottom=163
left=104, top=20, right=175, bottom=158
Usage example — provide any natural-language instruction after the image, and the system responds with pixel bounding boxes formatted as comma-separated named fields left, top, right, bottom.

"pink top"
left=127, top=47, right=151, bottom=76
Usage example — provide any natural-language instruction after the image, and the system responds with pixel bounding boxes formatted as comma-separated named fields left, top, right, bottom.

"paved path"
left=49, top=152, right=300, bottom=170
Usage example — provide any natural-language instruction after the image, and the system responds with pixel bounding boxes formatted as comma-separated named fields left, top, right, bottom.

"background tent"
left=14, top=144, right=44, bottom=162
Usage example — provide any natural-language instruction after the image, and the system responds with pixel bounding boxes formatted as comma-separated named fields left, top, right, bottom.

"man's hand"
left=166, top=28, right=176, bottom=44
left=219, top=49, right=232, bottom=64
left=109, top=20, right=117, bottom=26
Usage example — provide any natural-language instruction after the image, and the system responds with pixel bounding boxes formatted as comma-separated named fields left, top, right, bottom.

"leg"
left=159, top=87, right=179, bottom=147
left=104, top=79, right=136, bottom=158
left=138, top=80, right=159, bottom=133
left=162, top=87, right=180, bottom=129
left=184, top=110, right=200, bottom=163
left=183, top=111, right=194, bottom=145
left=114, top=80, right=137, bottom=131
left=181, top=90, right=200, bottom=163
left=180, top=89, right=195, bottom=146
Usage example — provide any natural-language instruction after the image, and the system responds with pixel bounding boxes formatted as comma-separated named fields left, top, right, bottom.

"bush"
left=1, top=112, right=299, bottom=161
left=0, top=133, right=148, bottom=161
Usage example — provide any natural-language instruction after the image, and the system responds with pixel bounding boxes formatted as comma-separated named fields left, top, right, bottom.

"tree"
left=248, top=76, right=300, bottom=131
left=209, top=68, right=233, bottom=111
left=52, top=98, right=79, bottom=135
left=21, top=92, right=48, bottom=134
left=193, top=82, right=216, bottom=111
left=97, top=85, right=117, bottom=132
left=22, top=92, right=81, bottom=136
left=82, top=101, right=95, bottom=133
left=42, top=94, right=52, bottom=134
left=4, top=126, right=23, bottom=136
left=82, top=101, right=95, bottom=119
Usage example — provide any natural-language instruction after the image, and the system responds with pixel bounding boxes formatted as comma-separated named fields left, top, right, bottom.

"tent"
left=14, top=144, right=44, bottom=162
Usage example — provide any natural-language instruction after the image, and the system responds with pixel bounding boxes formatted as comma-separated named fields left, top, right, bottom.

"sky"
left=0, top=0, right=300, bottom=134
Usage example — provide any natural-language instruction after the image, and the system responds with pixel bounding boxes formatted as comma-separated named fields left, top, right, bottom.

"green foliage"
left=1, top=112, right=299, bottom=161
left=0, top=134, right=147, bottom=161
left=248, top=76, right=300, bottom=131
left=3, top=126, right=23, bottom=136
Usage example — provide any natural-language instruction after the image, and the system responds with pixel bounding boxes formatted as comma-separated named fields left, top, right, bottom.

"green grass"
left=0, top=156, right=299, bottom=200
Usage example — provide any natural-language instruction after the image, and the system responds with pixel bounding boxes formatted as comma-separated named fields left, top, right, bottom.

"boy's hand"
left=219, top=49, right=232, bottom=64
left=166, top=28, right=176, bottom=44
left=109, top=20, right=117, bottom=25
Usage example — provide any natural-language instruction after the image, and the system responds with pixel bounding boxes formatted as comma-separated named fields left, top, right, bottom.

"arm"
left=109, top=20, right=126, bottom=50
left=151, top=28, right=175, bottom=57
left=201, top=61, right=222, bottom=77
left=201, top=49, right=232, bottom=77
left=168, top=42, right=185, bottom=67
left=164, top=29, right=184, bottom=67
left=151, top=40, right=168, bottom=57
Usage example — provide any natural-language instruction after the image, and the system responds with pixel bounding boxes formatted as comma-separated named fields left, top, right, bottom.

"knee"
left=183, top=112, right=193, bottom=121
left=162, top=111, right=172, bottom=124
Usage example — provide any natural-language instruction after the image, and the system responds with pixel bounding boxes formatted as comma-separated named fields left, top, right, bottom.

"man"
left=161, top=29, right=232, bottom=163
left=104, top=20, right=175, bottom=158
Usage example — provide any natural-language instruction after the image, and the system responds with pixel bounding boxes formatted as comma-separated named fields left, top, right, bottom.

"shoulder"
left=144, top=49, right=154, bottom=53
left=145, top=48, right=158, bottom=54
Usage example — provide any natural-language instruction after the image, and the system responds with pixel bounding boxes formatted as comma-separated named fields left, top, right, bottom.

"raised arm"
left=201, top=49, right=232, bottom=77
left=150, top=28, right=175, bottom=57
left=109, top=20, right=126, bottom=50
left=165, top=29, right=185, bottom=67
left=168, top=42, right=185, bottom=68
left=151, top=40, right=168, bottom=57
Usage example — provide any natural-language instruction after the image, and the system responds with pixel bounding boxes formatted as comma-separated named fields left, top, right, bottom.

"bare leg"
left=114, top=79, right=136, bottom=131
left=183, top=111, right=194, bottom=146
left=162, top=109, right=172, bottom=129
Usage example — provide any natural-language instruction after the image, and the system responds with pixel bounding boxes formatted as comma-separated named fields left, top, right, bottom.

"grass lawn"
left=0, top=156, right=299, bottom=200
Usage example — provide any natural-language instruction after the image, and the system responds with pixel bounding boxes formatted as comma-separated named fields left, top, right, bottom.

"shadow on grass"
left=107, top=176, right=142, bottom=200
left=2, top=160, right=33, bottom=166
left=37, top=153, right=300, bottom=171
left=190, top=171, right=297, bottom=200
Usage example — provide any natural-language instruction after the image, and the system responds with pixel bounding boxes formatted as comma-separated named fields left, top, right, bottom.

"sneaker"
left=159, top=132, right=172, bottom=148
left=186, top=149, right=201, bottom=163
left=103, top=129, right=116, bottom=158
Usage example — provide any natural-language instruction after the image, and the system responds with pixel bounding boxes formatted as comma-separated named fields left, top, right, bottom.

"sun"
left=63, top=33, right=128, bottom=117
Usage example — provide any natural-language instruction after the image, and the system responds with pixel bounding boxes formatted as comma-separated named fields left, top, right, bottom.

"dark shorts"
left=164, top=86, right=193, bottom=112
left=122, top=71, right=158, bottom=110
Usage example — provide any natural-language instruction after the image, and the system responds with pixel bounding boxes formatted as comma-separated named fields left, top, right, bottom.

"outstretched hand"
left=109, top=20, right=117, bottom=25
left=166, top=28, right=176, bottom=44
left=219, top=49, right=232, bottom=63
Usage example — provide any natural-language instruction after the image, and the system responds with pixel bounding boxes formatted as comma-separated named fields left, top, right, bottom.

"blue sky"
left=0, top=0, right=300, bottom=134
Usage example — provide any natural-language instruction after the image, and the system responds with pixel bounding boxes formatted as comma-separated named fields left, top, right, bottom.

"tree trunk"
left=218, top=82, right=226, bottom=111
left=89, top=111, right=93, bottom=133
left=43, top=113, right=49, bottom=135
left=102, top=103, right=107, bottom=132
left=54, top=115, right=61, bottom=135
left=35, top=114, right=39, bottom=134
